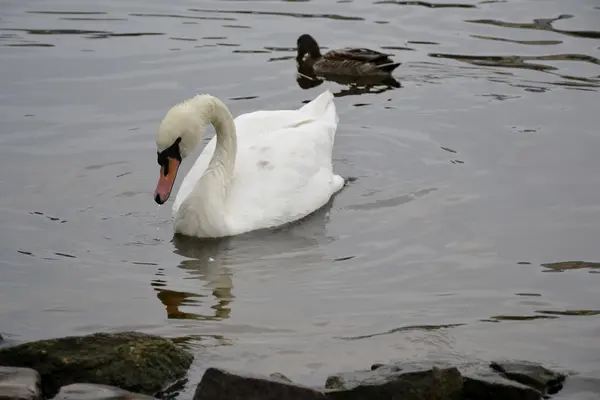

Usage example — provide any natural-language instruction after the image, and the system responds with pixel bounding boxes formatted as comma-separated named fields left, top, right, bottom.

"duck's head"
left=297, top=34, right=321, bottom=62
left=154, top=96, right=209, bottom=204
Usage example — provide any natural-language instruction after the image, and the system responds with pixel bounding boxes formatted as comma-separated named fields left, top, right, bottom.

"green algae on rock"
left=0, top=332, right=193, bottom=399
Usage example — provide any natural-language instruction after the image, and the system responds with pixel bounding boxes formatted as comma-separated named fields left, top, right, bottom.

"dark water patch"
left=467, top=15, right=600, bottom=40
left=541, top=261, right=600, bottom=272
left=217, top=42, right=240, bottom=47
left=517, top=261, right=532, bottom=265
left=488, top=315, right=558, bottom=321
left=129, top=12, right=235, bottom=21
left=189, top=8, right=364, bottom=21
left=131, top=261, right=158, bottom=266
left=375, top=21, right=389, bottom=24
left=29, top=211, right=67, bottom=223
left=441, top=146, right=457, bottom=153
left=27, top=11, right=107, bottom=15
left=515, top=293, right=541, bottom=297
left=54, top=252, right=76, bottom=259
left=334, top=256, right=355, bottom=262
left=222, top=24, right=251, bottom=29
left=85, top=161, right=127, bottom=170
left=202, top=36, right=227, bottom=40
left=381, top=45, right=416, bottom=51
left=268, top=55, right=295, bottom=62
left=86, top=32, right=164, bottom=39
left=116, top=172, right=132, bottom=178
left=264, top=46, right=296, bottom=52
left=408, top=40, right=439, bottom=45
left=59, top=17, right=128, bottom=21
left=429, top=53, right=600, bottom=73
left=348, top=187, right=437, bottom=211
left=230, top=96, right=259, bottom=101
left=471, top=34, right=562, bottom=46
left=480, top=93, right=520, bottom=100
left=450, top=159, right=464, bottom=164
left=17, top=250, right=34, bottom=256
left=536, top=310, right=600, bottom=317
left=375, top=1, right=477, bottom=8
left=5, top=43, right=54, bottom=47
left=2, top=28, right=108, bottom=35
left=336, top=323, right=465, bottom=340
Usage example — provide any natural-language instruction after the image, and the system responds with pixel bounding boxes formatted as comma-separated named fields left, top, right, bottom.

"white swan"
left=153, top=90, right=345, bottom=238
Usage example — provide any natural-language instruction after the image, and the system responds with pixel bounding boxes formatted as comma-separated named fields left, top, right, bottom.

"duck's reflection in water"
left=152, top=196, right=339, bottom=322
left=296, top=61, right=401, bottom=97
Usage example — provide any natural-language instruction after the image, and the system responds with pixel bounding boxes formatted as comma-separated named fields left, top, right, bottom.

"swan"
left=153, top=90, right=345, bottom=238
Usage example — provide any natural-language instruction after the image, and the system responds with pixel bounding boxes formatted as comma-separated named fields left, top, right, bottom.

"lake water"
left=1, top=0, right=599, bottom=396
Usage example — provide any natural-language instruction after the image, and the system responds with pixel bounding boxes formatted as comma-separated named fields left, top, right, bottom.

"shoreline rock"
left=192, top=360, right=568, bottom=400
left=0, top=332, right=585, bottom=400
left=0, top=366, right=41, bottom=400
left=0, top=331, right=193, bottom=399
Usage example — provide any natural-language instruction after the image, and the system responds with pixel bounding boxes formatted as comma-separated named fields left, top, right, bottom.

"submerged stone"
left=51, top=383, right=157, bottom=400
left=0, top=332, right=193, bottom=399
left=459, top=363, right=541, bottom=400
left=0, top=366, right=41, bottom=400
left=193, top=367, right=327, bottom=400
left=490, top=360, right=566, bottom=395
left=324, top=361, right=463, bottom=400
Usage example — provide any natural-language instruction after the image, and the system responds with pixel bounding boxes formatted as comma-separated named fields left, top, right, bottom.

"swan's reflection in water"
left=296, top=61, right=401, bottom=97
left=152, top=197, right=339, bottom=322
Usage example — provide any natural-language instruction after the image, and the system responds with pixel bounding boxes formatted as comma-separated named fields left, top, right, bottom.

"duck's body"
left=297, top=34, right=400, bottom=77
left=153, top=90, right=345, bottom=239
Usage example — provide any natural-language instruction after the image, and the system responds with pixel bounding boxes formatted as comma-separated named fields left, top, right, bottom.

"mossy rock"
left=0, top=331, right=193, bottom=399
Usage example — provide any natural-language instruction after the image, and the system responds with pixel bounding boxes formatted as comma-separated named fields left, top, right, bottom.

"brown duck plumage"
left=296, top=34, right=401, bottom=77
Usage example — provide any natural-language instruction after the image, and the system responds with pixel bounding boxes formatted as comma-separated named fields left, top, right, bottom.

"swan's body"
left=153, top=90, right=344, bottom=238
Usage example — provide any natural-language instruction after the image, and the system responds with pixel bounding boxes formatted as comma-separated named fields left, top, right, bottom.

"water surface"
left=1, top=0, right=599, bottom=396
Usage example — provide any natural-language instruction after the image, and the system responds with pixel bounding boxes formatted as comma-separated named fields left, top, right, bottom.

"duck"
left=153, top=90, right=345, bottom=239
left=296, top=34, right=401, bottom=77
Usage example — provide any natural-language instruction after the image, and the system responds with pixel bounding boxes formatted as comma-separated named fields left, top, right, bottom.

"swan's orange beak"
left=154, top=157, right=180, bottom=205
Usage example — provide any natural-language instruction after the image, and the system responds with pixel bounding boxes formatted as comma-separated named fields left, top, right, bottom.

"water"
left=1, top=0, right=599, bottom=396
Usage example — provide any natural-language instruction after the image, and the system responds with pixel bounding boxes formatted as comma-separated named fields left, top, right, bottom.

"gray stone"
left=193, top=367, right=327, bottom=400
left=51, top=383, right=157, bottom=400
left=0, top=366, right=41, bottom=400
left=490, top=360, right=566, bottom=394
left=458, top=363, right=541, bottom=400
left=324, top=361, right=463, bottom=400
left=0, top=332, right=193, bottom=399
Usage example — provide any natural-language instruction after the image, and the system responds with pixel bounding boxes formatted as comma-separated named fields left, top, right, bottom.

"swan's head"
left=154, top=96, right=209, bottom=204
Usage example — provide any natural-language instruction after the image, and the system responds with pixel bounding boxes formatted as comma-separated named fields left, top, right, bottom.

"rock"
left=193, top=367, right=327, bottom=400
left=324, top=361, right=463, bottom=400
left=490, top=361, right=566, bottom=395
left=459, top=363, right=542, bottom=400
left=0, top=366, right=41, bottom=400
left=269, top=373, right=293, bottom=384
left=0, top=332, right=193, bottom=399
left=51, top=383, right=157, bottom=400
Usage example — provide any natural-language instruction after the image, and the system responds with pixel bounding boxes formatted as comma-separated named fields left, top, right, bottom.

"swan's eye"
left=157, top=137, right=182, bottom=169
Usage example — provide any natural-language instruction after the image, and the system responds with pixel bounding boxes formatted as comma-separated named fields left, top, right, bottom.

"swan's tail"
left=299, top=90, right=338, bottom=127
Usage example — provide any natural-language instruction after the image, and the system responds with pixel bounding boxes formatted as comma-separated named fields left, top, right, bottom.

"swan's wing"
left=225, top=114, right=343, bottom=233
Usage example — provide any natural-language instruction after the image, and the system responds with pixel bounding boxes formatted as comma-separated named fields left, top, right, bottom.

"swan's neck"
left=176, top=96, right=237, bottom=236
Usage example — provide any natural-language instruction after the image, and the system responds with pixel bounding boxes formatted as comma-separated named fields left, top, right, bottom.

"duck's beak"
left=154, top=157, right=180, bottom=204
